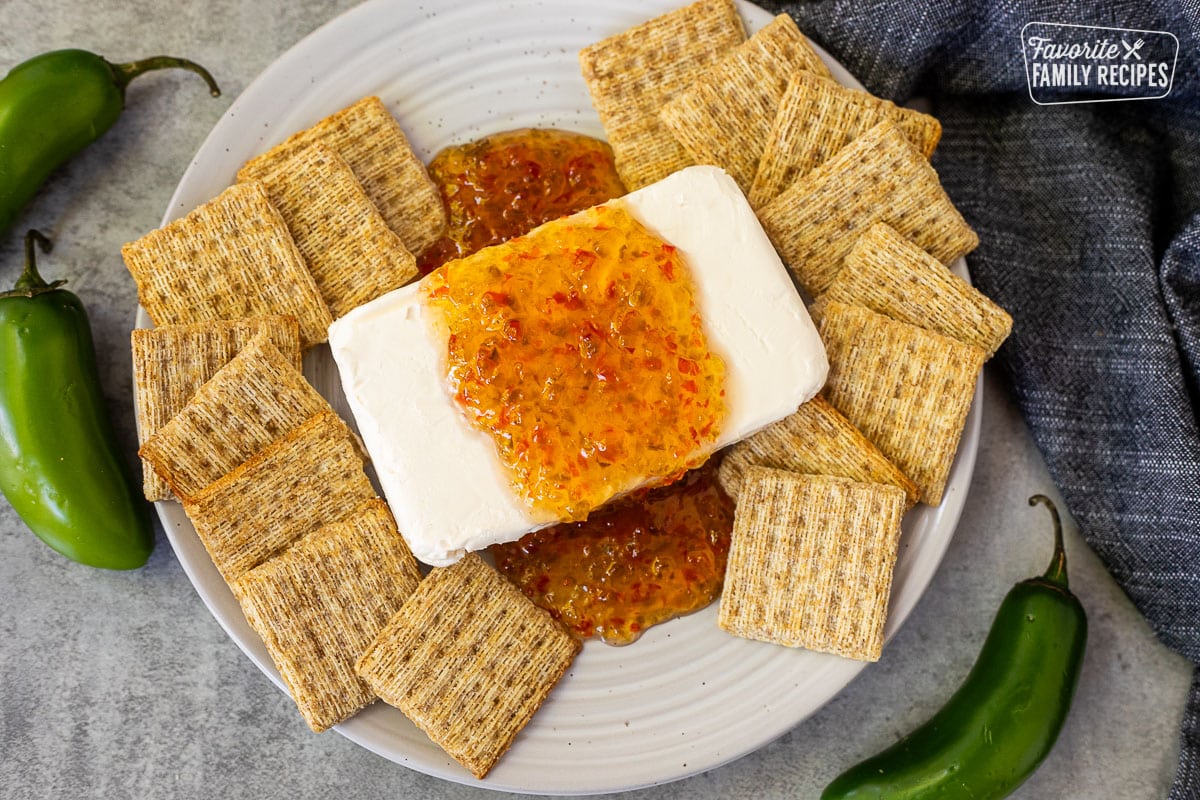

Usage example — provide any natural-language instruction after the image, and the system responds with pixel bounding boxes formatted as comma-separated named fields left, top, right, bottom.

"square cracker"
left=122, top=181, right=332, bottom=348
left=356, top=553, right=579, bottom=779
left=231, top=498, right=422, bottom=732
left=756, top=120, right=977, bottom=296
left=139, top=332, right=331, bottom=504
left=579, top=0, right=746, bottom=190
left=132, top=316, right=301, bottom=502
left=248, top=142, right=417, bottom=318
left=718, top=467, right=906, bottom=661
left=748, top=72, right=942, bottom=208
left=718, top=393, right=919, bottom=507
left=822, top=222, right=1012, bottom=358
left=818, top=301, right=986, bottom=505
left=183, top=410, right=376, bottom=583
left=659, top=14, right=830, bottom=193
left=238, top=96, right=446, bottom=256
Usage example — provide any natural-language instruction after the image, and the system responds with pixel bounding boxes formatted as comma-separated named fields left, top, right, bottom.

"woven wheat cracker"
left=579, top=0, right=745, bottom=190
left=183, top=411, right=376, bottom=583
left=718, top=394, right=918, bottom=507
left=121, top=181, right=332, bottom=348
left=823, top=222, right=1012, bottom=357
left=659, top=14, right=830, bottom=193
left=249, top=142, right=417, bottom=318
left=231, top=498, right=421, bottom=732
left=238, top=96, right=446, bottom=255
left=718, top=467, right=905, bottom=661
left=818, top=301, right=986, bottom=505
left=131, top=316, right=301, bottom=501
left=356, top=553, right=579, bottom=778
left=139, top=332, right=330, bottom=504
left=757, top=120, right=977, bottom=296
left=748, top=72, right=942, bottom=208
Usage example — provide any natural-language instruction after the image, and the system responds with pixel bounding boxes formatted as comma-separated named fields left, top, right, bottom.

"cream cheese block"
left=329, top=166, right=827, bottom=566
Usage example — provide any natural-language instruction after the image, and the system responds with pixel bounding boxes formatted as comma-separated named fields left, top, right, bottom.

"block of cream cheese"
left=329, top=165, right=827, bottom=565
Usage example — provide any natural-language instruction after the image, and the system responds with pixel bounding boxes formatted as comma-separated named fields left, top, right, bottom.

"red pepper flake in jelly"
left=491, top=461, right=734, bottom=645
left=421, top=202, right=727, bottom=522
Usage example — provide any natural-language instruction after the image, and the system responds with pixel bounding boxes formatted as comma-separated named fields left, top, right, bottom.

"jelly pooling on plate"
left=418, top=128, right=627, bottom=273
left=421, top=203, right=726, bottom=522
left=492, top=460, right=734, bottom=645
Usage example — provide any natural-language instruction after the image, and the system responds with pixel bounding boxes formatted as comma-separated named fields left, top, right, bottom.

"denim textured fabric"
left=759, top=2, right=1200, bottom=795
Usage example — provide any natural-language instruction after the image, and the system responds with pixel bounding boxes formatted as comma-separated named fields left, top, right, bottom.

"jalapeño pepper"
left=822, top=495, right=1087, bottom=800
left=0, top=49, right=220, bottom=238
left=0, top=231, right=153, bottom=569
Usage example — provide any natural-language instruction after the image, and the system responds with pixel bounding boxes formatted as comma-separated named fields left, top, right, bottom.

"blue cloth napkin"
left=761, top=1, right=1200, bottom=796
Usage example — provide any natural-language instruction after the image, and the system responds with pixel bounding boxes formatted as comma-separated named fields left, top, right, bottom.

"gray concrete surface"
left=0, top=2, right=1193, bottom=798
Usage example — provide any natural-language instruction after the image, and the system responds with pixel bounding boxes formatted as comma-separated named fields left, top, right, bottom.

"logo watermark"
left=1021, top=21, right=1178, bottom=105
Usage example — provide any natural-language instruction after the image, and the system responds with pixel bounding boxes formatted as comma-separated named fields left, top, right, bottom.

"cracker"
left=356, top=553, right=579, bottom=778
left=659, top=14, right=831, bottom=193
left=183, top=410, right=376, bottom=584
left=718, top=467, right=906, bottom=661
left=139, top=332, right=330, bottom=504
left=131, top=316, right=301, bottom=502
left=231, top=498, right=421, bottom=732
left=249, top=142, right=417, bottom=318
left=718, top=394, right=919, bottom=507
left=748, top=72, right=942, bottom=208
left=238, top=96, right=446, bottom=256
left=823, top=222, right=1012, bottom=358
left=122, top=181, right=333, bottom=348
left=818, top=302, right=986, bottom=505
left=579, top=0, right=746, bottom=190
left=756, top=120, right=978, bottom=296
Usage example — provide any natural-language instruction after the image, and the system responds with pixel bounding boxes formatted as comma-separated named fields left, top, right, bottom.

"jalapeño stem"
left=111, top=56, right=221, bottom=97
left=12, top=230, right=62, bottom=294
left=1030, top=494, right=1069, bottom=588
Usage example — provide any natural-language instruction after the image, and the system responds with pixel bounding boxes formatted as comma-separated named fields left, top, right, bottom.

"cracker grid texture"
left=356, top=553, right=579, bottom=779
left=718, top=394, right=918, bottom=507
left=138, top=333, right=330, bottom=503
left=748, top=72, right=942, bottom=208
left=121, top=181, right=332, bottom=348
left=579, top=0, right=745, bottom=190
left=238, top=96, right=446, bottom=256
left=818, top=302, right=986, bottom=505
left=183, top=411, right=376, bottom=583
left=131, top=316, right=301, bottom=501
left=823, top=222, right=1012, bottom=357
left=718, top=467, right=905, bottom=661
left=757, top=120, right=978, bottom=296
left=659, top=14, right=830, bottom=193
left=249, top=142, right=417, bottom=318
left=231, top=499, right=421, bottom=732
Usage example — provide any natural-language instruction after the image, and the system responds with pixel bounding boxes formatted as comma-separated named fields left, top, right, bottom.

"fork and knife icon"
left=1121, top=38, right=1145, bottom=59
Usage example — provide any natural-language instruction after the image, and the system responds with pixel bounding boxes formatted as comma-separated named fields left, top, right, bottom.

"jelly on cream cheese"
left=329, top=166, right=828, bottom=566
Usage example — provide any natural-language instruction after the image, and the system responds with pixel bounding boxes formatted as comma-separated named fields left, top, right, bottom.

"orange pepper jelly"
left=491, top=461, right=734, bottom=645
left=420, top=203, right=727, bottom=522
left=418, top=128, right=626, bottom=274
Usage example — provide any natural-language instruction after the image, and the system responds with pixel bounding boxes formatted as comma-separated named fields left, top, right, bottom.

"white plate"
left=142, top=0, right=982, bottom=794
